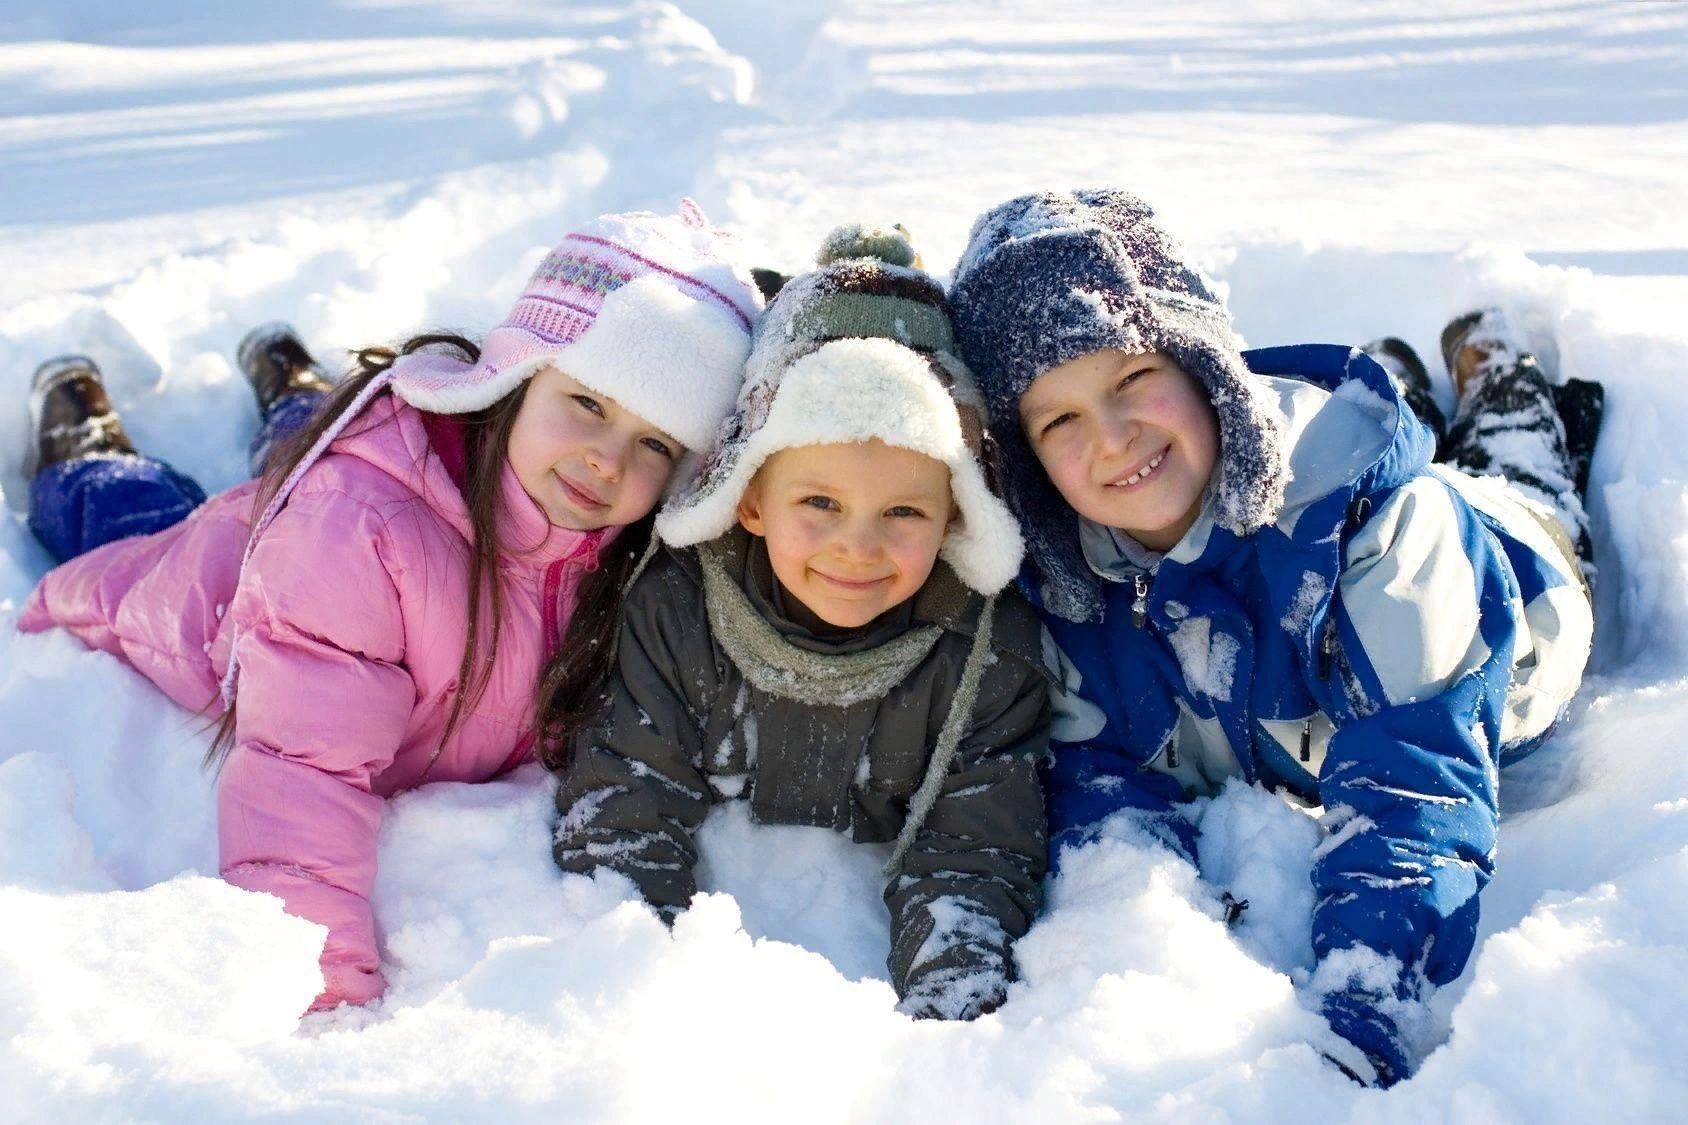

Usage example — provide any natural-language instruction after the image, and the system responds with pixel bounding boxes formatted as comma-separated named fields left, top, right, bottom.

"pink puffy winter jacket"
left=20, top=392, right=614, bottom=1009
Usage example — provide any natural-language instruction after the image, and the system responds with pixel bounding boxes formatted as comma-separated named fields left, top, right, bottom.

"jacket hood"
left=1055, top=344, right=1437, bottom=621
left=949, top=189, right=1289, bottom=620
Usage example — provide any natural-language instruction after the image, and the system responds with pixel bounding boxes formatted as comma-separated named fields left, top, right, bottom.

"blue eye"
left=572, top=394, right=605, bottom=417
left=886, top=505, right=927, bottom=519
left=641, top=436, right=674, bottom=459
left=801, top=495, right=840, bottom=512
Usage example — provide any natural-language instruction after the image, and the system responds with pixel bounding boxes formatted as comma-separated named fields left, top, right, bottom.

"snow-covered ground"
left=3, top=1, right=1687, bottom=1119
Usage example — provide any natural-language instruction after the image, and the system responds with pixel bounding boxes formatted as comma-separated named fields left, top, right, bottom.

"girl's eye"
left=1116, top=368, right=1150, bottom=392
left=572, top=394, right=606, bottom=418
left=641, top=436, right=674, bottom=459
left=800, top=495, right=840, bottom=512
left=886, top=505, right=927, bottom=519
left=1039, top=412, right=1076, bottom=438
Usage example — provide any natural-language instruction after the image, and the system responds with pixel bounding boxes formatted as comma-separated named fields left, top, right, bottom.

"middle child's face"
left=737, top=440, right=954, bottom=630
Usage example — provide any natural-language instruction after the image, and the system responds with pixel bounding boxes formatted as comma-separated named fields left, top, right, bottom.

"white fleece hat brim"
left=657, top=337, right=1025, bottom=594
left=389, top=274, right=750, bottom=454
left=552, top=275, right=751, bottom=453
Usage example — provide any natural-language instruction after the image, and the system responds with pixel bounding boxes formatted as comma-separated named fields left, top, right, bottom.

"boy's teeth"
left=1122, top=451, right=1164, bottom=486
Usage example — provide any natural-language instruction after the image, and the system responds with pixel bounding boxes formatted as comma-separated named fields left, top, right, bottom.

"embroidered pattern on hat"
left=568, top=233, right=755, bottom=333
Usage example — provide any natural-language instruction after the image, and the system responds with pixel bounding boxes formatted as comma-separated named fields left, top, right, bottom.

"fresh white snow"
left=3, top=1, right=1688, bottom=1120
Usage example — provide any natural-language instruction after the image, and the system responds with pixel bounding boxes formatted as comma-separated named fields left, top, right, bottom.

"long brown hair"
left=534, top=513, right=654, bottom=769
left=206, top=332, right=526, bottom=767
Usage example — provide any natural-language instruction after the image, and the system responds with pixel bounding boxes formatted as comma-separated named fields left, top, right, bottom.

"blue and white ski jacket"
left=1037, top=344, right=1592, bottom=998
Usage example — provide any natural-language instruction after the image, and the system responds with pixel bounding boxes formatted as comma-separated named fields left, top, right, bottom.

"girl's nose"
left=584, top=440, right=626, bottom=483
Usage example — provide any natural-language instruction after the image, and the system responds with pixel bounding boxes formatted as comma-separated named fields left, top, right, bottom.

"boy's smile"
left=1019, top=349, right=1219, bottom=551
left=736, top=440, right=955, bottom=630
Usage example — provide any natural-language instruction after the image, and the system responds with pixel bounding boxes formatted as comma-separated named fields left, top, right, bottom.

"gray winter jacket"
left=553, top=528, right=1050, bottom=1019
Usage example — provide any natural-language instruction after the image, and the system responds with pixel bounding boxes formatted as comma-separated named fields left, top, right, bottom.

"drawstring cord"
left=883, top=594, right=997, bottom=876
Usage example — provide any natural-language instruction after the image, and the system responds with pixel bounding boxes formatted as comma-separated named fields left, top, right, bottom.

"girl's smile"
left=554, top=470, right=608, bottom=512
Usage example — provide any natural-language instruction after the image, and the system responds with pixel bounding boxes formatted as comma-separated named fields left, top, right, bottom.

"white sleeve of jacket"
left=1429, top=465, right=1593, bottom=746
left=1338, top=476, right=1495, bottom=708
left=1340, top=473, right=1592, bottom=746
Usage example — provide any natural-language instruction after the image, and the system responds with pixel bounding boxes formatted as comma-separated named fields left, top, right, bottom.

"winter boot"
left=1440, top=306, right=1531, bottom=401
left=1552, top=378, right=1604, bottom=503
left=1439, top=307, right=1594, bottom=573
left=1442, top=306, right=1605, bottom=506
left=1362, top=336, right=1447, bottom=446
left=27, top=355, right=136, bottom=476
left=237, top=322, right=334, bottom=418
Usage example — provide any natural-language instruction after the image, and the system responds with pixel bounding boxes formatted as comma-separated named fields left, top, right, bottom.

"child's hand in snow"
left=1318, top=987, right=1410, bottom=1088
left=896, top=965, right=1008, bottom=1022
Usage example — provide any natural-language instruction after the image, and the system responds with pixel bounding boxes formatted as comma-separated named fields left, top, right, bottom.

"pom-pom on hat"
left=657, top=223, right=1025, bottom=596
left=387, top=199, right=760, bottom=453
left=948, top=188, right=1288, bottom=622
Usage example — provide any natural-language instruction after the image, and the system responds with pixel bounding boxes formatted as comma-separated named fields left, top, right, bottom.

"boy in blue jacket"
left=947, top=189, right=1596, bottom=1086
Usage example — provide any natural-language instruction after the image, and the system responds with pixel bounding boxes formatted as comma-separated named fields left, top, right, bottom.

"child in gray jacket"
left=550, top=226, right=1050, bottom=1021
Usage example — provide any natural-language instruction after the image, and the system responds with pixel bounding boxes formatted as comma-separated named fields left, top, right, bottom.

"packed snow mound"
left=4, top=0, right=1688, bottom=1120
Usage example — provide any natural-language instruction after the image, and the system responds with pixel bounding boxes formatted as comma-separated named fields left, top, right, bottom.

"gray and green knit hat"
left=948, top=189, right=1288, bottom=622
left=657, top=223, right=1025, bottom=595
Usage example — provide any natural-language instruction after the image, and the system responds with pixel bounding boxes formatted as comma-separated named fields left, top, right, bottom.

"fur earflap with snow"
left=948, top=188, right=1289, bottom=622
left=657, top=224, right=1024, bottom=595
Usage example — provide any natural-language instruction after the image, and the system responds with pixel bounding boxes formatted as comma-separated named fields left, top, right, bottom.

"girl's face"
left=736, top=440, right=955, bottom=630
left=1019, top=349, right=1219, bottom=552
left=508, top=366, right=684, bottom=531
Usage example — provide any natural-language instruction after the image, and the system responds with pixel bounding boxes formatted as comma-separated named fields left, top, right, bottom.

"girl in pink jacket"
left=19, top=205, right=761, bottom=1012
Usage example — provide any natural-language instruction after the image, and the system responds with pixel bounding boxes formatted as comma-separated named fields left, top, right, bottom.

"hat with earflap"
left=948, top=188, right=1288, bottom=623
left=219, top=201, right=761, bottom=707
left=656, top=222, right=1025, bottom=596
left=387, top=199, right=760, bottom=452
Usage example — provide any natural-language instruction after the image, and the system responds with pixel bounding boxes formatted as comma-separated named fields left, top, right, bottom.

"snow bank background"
left=3, top=1, right=1687, bottom=1119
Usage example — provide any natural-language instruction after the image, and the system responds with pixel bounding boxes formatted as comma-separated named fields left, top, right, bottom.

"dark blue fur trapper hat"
left=949, top=188, right=1288, bottom=623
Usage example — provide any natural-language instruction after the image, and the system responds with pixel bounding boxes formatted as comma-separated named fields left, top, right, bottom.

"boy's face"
left=1019, top=349, right=1219, bottom=551
left=737, top=440, right=954, bottom=630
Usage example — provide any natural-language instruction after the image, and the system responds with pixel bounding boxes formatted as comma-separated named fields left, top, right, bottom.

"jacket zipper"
left=542, top=557, right=568, bottom=657
left=1129, top=571, right=1172, bottom=764
left=1314, top=494, right=1367, bottom=683
left=1300, top=717, right=1313, bottom=762
left=1131, top=572, right=1152, bottom=629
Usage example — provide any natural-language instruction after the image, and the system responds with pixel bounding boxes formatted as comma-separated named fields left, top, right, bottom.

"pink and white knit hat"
left=387, top=199, right=759, bottom=450
left=219, top=201, right=760, bottom=706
